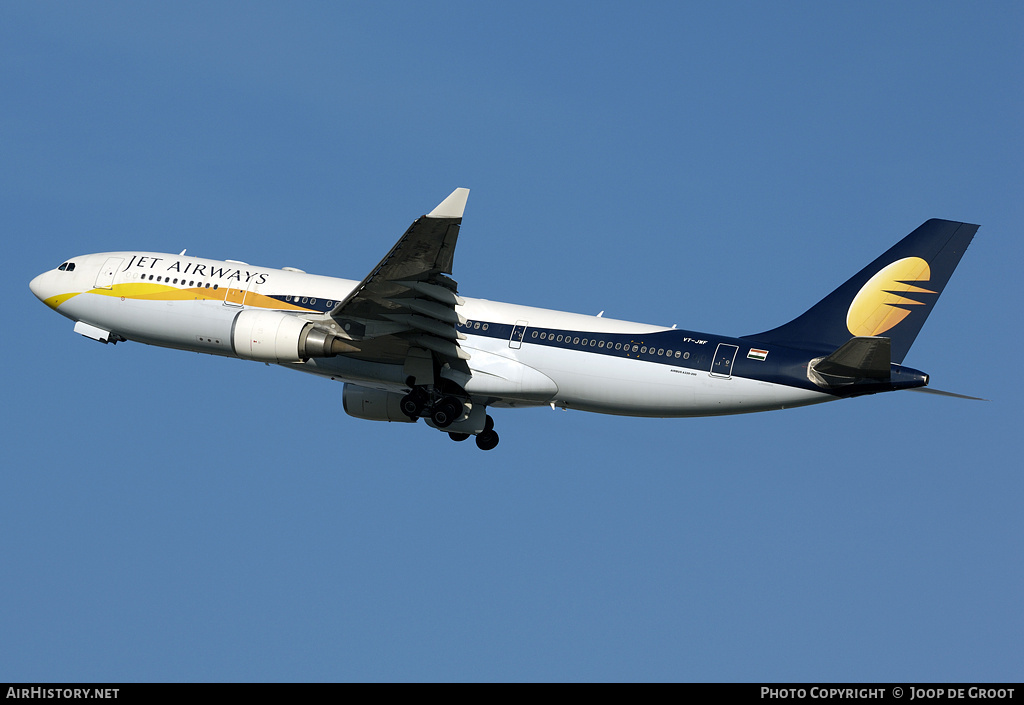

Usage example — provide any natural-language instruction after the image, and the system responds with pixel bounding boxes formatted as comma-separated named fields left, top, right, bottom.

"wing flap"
left=392, top=280, right=465, bottom=306
left=388, top=297, right=466, bottom=326
left=381, top=313, right=466, bottom=341
left=408, top=334, right=471, bottom=360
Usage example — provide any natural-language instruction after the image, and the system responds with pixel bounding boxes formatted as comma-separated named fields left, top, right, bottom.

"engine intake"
left=342, top=384, right=417, bottom=423
left=232, top=310, right=358, bottom=363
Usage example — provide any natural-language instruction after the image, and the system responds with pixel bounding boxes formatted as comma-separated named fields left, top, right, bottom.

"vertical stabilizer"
left=743, top=219, right=978, bottom=362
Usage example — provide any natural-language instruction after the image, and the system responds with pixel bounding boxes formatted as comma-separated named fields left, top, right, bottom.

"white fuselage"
left=30, top=251, right=831, bottom=418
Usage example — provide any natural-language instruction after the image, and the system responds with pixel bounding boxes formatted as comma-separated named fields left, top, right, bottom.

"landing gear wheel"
left=400, top=389, right=428, bottom=419
left=448, top=432, right=470, bottom=442
left=431, top=396, right=464, bottom=428
left=475, top=429, right=499, bottom=451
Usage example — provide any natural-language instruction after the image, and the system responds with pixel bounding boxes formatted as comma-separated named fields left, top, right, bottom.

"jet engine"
left=342, top=384, right=417, bottom=423
left=231, top=310, right=357, bottom=363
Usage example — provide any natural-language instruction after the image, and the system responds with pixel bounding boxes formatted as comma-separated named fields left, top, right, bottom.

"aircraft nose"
left=29, top=272, right=47, bottom=301
left=29, top=270, right=61, bottom=307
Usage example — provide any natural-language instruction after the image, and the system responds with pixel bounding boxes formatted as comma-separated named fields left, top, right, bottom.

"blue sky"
left=3, top=2, right=1022, bottom=682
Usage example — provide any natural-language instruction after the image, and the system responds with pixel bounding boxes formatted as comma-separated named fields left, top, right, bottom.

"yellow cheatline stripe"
left=238, top=290, right=310, bottom=311
left=43, top=292, right=82, bottom=310
left=55, top=283, right=314, bottom=312
left=90, top=283, right=214, bottom=301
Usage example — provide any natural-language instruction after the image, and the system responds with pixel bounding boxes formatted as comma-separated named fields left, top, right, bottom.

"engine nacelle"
left=231, top=310, right=357, bottom=363
left=342, top=384, right=417, bottom=423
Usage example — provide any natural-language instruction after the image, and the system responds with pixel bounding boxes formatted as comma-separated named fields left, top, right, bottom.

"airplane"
left=29, top=188, right=980, bottom=451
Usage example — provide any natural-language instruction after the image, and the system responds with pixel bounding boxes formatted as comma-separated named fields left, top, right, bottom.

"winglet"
left=427, top=188, right=470, bottom=219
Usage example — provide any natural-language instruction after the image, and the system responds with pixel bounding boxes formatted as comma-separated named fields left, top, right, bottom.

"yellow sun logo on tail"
left=846, top=257, right=936, bottom=336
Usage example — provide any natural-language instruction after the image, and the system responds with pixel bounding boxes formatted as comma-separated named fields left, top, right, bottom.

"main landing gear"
left=431, top=395, right=465, bottom=428
left=450, top=427, right=499, bottom=450
left=400, top=386, right=500, bottom=451
left=471, top=414, right=499, bottom=451
left=400, top=386, right=430, bottom=418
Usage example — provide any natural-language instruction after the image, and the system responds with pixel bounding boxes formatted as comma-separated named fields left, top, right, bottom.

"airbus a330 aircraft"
left=30, top=189, right=979, bottom=450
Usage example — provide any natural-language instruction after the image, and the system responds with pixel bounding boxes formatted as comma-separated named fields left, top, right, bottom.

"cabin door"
left=710, top=343, right=738, bottom=378
left=509, top=320, right=529, bottom=349
left=94, top=257, right=123, bottom=290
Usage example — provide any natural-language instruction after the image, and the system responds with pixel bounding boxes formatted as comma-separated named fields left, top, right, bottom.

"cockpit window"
left=57, top=262, right=75, bottom=272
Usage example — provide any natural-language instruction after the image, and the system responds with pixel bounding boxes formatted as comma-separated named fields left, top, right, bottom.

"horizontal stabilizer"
left=812, top=336, right=891, bottom=380
left=908, top=387, right=988, bottom=401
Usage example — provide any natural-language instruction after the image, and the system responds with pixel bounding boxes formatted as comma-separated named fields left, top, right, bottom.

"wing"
left=328, top=188, right=471, bottom=372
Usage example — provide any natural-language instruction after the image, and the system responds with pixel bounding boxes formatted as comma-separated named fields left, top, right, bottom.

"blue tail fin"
left=744, top=219, right=978, bottom=363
